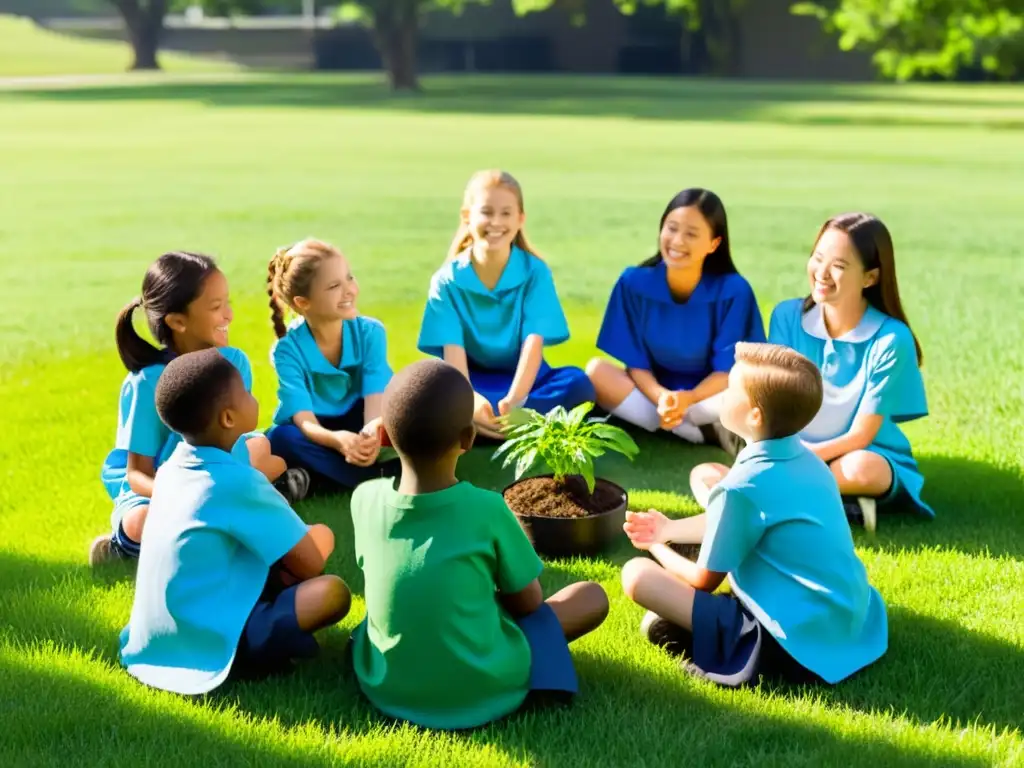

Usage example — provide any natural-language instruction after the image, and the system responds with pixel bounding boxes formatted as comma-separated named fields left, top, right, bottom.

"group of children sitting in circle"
left=92, top=169, right=933, bottom=729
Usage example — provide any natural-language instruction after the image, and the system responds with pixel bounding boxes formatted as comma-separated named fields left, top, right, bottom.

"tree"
left=791, top=0, right=1024, bottom=80
left=108, top=0, right=167, bottom=70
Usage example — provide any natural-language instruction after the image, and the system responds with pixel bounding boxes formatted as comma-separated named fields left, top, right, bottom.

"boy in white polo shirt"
left=621, top=342, right=887, bottom=687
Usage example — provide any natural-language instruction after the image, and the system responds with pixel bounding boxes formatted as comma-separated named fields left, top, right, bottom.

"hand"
left=497, top=393, right=524, bottom=417
left=334, top=430, right=377, bottom=466
left=474, top=392, right=500, bottom=430
left=623, top=508, right=670, bottom=551
left=351, top=432, right=381, bottom=467
left=657, top=390, right=692, bottom=430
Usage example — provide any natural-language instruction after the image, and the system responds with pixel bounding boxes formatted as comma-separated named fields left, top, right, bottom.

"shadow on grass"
left=6, top=75, right=1024, bottom=130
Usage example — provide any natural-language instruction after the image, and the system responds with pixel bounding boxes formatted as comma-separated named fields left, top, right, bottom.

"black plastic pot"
left=503, top=474, right=628, bottom=558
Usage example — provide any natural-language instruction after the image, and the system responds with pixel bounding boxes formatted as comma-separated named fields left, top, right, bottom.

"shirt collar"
left=451, top=245, right=531, bottom=296
left=734, top=434, right=804, bottom=464
left=292, top=317, right=355, bottom=374
left=632, top=261, right=714, bottom=305
left=172, top=441, right=239, bottom=467
left=385, top=479, right=468, bottom=510
left=800, top=302, right=886, bottom=343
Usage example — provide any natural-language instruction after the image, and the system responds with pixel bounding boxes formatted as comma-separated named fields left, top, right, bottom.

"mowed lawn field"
left=1, top=73, right=1023, bottom=767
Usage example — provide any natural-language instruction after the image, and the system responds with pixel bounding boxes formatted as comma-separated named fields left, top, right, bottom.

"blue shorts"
left=685, top=591, right=823, bottom=689
left=518, top=602, right=578, bottom=699
left=231, top=585, right=319, bottom=680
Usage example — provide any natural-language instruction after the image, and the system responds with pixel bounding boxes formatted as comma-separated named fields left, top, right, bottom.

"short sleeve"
left=857, top=326, right=927, bottom=423
left=521, top=262, right=570, bottom=345
left=115, top=371, right=170, bottom=458
left=696, top=486, right=765, bottom=574
left=359, top=320, right=393, bottom=397
left=595, top=274, right=651, bottom=371
left=768, top=299, right=799, bottom=346
left=710, top=280, right=767, bottom=373
left=417, top=272, right=465, bottom=358
left=220, top=347, right=254, bottom=392
left=271, top=338, right=314, bottom=425
left=228, top=470, right=310, bottom=566
left=492, top=499, right=543, bottom=593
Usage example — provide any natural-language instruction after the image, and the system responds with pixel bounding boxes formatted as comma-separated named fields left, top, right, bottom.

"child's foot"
left=842, top=496, right=878, bottom=533
left=699, top=421, right=746, bottom=460
left=274, top=468, right=310, bottom=505
left=88, top=534, right=133, bottom=566
left=640, top=611, right=690, bottom=655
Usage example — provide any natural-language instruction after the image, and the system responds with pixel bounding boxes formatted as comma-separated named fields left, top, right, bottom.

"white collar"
left=801, top=302, right=886, bottom=343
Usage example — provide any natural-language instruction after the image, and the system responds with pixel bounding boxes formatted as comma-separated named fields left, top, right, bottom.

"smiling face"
left=294, top=252, right=359, bottom=322
left=807, top=227, right=878, bottom=309
left=464, top=185, right=525, bottom=254
left=659, top=205, right=721, bottom=271
left=165, top=269, right=233, bottom=350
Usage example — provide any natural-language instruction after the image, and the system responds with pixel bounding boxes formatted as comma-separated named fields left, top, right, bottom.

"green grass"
left=1, top=73, right=1023, bottom=767
left=0, top=15, right=238, bottom=77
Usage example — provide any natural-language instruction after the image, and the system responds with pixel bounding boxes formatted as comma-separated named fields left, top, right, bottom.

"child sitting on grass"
left=119, top=348, right=350, bottom=695
left=621, top=342, right=887, bottom=688
left=349, top=358, right=609, bottom=729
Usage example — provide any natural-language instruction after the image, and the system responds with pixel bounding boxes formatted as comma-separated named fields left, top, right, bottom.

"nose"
left=224, top=304, right=234, bottom=322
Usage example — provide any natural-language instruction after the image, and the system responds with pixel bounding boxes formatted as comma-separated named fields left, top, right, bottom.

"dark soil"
left=504, top=475, right=624, bottom=519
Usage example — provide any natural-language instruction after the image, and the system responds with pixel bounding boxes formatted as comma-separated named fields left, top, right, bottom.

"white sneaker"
left=858, top=497, right=877, bottom=533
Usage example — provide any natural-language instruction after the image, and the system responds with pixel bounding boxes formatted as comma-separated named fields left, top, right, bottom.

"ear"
left=292, top=295, right=311, bottom=313
left=219, top=406, right=235, bottom=431
left=747, top=404, right=764, bottom=433
left=164, top=312, right=188, bottom=335
left=377, top=423, right=392, bottom=448
left=708, top=236, right=722, bottom=254
left=460, top=206, right=470, bottom=225
left=459, top=424, right=477, bottom=454
left=863, top=268, right=880, bottom=289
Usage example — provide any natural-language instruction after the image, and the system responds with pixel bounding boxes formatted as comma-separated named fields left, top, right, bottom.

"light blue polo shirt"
left=270, top=316, right=392, bottom=425
left=697, top=435, right=888, bottom=684
left=101, top=346, right=254, bottom=501
left=417, top=246, right=571, bottom=371
left=119, top=441, right=310, bottom=695
left=768, top=298, right=933, bottom=517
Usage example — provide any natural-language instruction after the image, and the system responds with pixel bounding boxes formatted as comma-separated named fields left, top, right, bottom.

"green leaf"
left=591, top=424, right=640, bottom=458
left=514, top=448, right=539, bottom=479
left=579, top=455, right=595, bottom=494
left=496, top=407, right=542, bottom=430
left=566, top=401, right=594, bottom=426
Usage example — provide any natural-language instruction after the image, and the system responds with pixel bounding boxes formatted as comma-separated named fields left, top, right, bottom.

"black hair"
left=155, top=348, right=240, bottom=439
left=116, top=252, right=219, bottom=373
left=639, top=188, right=738, bottom=274
left=383, top=359, right=475, bottom=461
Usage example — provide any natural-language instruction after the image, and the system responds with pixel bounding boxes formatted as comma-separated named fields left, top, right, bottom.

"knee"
left=580, top=581, right=610, bottom=623
left=246, top=433, right=272, bottom=458
left=621, top=557, right=657, bottom=601
left=832, top=451, right=876, bottom=488
left=308, top=523, right=336, bottom=560
left=323, top=575, right=352, bottom=621
left=585, top=356, right=608, bottom=378
left=269, top=423, right=304, bottom=454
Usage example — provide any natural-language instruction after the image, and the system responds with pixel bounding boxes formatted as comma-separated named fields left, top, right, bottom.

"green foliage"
left=791, top=0, right=1024, bottom=80
left=493, top=402, right=640, bottom=493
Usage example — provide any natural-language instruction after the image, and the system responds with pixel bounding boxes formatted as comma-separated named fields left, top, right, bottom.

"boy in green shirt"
left=350, top=359, right=609, bottom=730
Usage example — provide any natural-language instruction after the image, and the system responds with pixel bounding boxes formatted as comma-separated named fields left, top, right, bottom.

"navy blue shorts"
left=685, top=591, right=823, bottom=689
left=518, top=602, right=578, bottom=704
left=231, top=585, right=319, bottom=680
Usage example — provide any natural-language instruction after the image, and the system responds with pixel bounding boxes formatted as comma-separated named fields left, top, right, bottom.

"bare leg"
left=294, top=575, right=351, bottom=631
left=545, top=581, right=609, bottom=642
left=621, top=557, right=696, bottom=631
left=829, top=451, right=892, bottom=496
left=121, top=504, right=149, bottom=543
left=585, top=357, right=637, bottom=410
left=689, top=462, right=730, bottom=510
left=247, top=435, right=287, bottom=483
left=307, top=523, right=336, bottom=561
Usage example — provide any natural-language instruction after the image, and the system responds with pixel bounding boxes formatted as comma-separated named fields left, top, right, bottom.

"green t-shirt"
left=350, top=478, right=544, bottom=730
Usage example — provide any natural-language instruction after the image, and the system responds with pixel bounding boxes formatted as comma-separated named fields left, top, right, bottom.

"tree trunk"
left=373, top=5, right=421, bottom=92
left=697, top=0, right=742, bottom=77
left=112, top=0, right=166, bottom=71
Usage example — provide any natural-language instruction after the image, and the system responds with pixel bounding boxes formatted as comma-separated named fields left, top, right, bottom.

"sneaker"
left=843, top=496, right=878, bottom=533
left=88, top=534, right=132, bottom=566
left=274, top=468, right=310, bottom=505
left=699, top=421, right=746, bottom=460
left=640, top=611, right=690, bottom=655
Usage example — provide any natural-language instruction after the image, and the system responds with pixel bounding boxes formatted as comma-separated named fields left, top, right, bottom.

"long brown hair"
left=267, top=238, right=343, bottom=339
left=446, top=170, right=542, bottom=261
left=803, top=212, right=923, bottom=365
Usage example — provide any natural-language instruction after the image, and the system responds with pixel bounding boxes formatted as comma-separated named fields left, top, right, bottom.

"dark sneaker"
left=843, top=496, right=877, bottom=533
left=699, top=421, right=746, bottom=460
left=89, top=534, right=132, bottom=566
left=640, top=611, right=691, bottom=655
left=274, top=468, right=310, bottom=505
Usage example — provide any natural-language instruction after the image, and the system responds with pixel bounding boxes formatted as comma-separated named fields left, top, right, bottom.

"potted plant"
left=493, top=402, right=640, bottom=558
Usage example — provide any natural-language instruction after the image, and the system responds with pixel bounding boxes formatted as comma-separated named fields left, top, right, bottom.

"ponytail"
left=115, top=297, right=169, bottom=373
left=267, top=249, right=289, bottom=339
left=266, top=239, right=339, bottom=337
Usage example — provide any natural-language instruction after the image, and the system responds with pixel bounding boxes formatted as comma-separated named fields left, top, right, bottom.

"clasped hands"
left=657, top=389, right=694, bottom=430
left=623, top=508, right=670, bottom=551
left=334, top=427, right=381, bottom=467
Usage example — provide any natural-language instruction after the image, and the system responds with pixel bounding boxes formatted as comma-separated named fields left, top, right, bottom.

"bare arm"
left=499, top=577, right=544, bottom=618
left=126, top=453, right=156, bottom=498
left=648, top=543, right=726, bottom=592
left=362, top=393, right=383, bottom=432
left=687, top=371, right=729, bottom=404
left=292, top=411, right=342, bottom=451
left=280, top=528, right=328, bottom=581
left=628, top=368, right=667, bottom=405
left=443, top=344, right=470, bottom=378
left=805, top=413, right=884, bottom=464
left=663, top=514, right=706, bottom=545
left=504, top=334, right=544, bottom=408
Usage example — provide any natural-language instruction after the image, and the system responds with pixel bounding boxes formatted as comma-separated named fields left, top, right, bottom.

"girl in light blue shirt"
left=91, top=252, right=297, bottom=566
left=417, top=169, right=594, bottom=440
left=768, top=212, right=932, bottom=529
left=267, top=238, right=398, bottom=491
